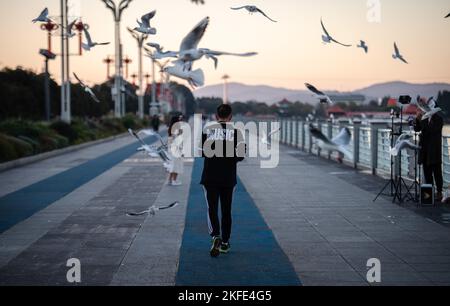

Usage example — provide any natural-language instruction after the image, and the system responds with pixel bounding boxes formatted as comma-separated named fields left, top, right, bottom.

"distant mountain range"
left=193, top=81, right=450, bottom=105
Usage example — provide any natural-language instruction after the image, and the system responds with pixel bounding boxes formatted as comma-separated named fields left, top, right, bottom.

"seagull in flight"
left=67, top=19, right=78, bottom=38
left=389, top=133, right=420, bottom=156
left=73, top=73, right=100, bottom=103
left=305, top=83, right=334, bottom=104
left=321, top=18, right=352, bottom=47
left=261, top=127, right=281, bottom=146
left=414, top=96, right=443, bottom=120
left=392, top=42, right=408, bottom=64
left=146, top=43, right=178, bottom=59
left=177, top=17, right=257, bottom=71
left=230, top=5, right=277, bottom=23
left=128, top=129, right=171, bottom=162
left=82, top=27, right=110, bottom=51
left=357, top=40, right=368, bottom=53
left=164, top=63, right=205, bottom=89
left=32, top=8, right=51, bottom=23
left=127, top=201, right=179, bottom=216
left=309, top=124, right=353, bottom=163
left=134, top=10, right=157, bottom=35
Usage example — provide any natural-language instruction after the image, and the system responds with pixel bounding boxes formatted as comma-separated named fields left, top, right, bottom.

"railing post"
left=371, top=125, right=378, bottom=175
left=353, top=123, right=360, bottom=169
left=327, top=122, right=332, bottom=160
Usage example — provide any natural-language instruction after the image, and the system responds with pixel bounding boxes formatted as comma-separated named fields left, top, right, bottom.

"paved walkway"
left=238, top=149, right=450, bottom=286
left=176, top=159, right=300, bottom=286
left=0, top=133, right=450, bottom=286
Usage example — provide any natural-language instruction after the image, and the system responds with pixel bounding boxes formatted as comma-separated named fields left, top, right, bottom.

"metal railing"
left=276, top=119, right=450, bottom=186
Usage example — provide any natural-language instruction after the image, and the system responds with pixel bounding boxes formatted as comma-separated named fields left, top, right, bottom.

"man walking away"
left=201, top=104, right=246, bottom=257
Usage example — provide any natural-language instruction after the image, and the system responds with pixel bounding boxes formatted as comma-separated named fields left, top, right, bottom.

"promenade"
left=1, top=131, right=450, bottom=286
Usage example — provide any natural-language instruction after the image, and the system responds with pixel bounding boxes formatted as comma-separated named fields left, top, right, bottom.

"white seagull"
left=169, top=17, right=257, bottom=71
left=32, top=8, right=51, bottom=23
left=231, top=5, right=277, bottom=22
left=321, top=18, right=352, bottom=47
left=414, top=96, right=442, bottom=120
left=357, top=40, right=368, bottom=53
left=390, top=133, right=420, bottom=156
left=128, top=129, right=171, bottom=162
left=82, top=27, right=110, bottom=51
left=133, top=129, right=167, bottom=148
left=127, top=201, right=179, bottom=216
left=67, top=19, right=78, bottom=38
left=305, top=83, right=334, bottom=104
left=261, top=127, right=281, bottom=146
left=146, top=43, right=178, bottom=60
left=134, top=10, right=157, bottom=35
left=164, top=63, right=205, bottom=89
left=309, top=124, right=353, bottom=163
left=392, top=42, right=408, bottom=64
left=192, top=49, right=258, bottom=70
left=73, top=73, right=100, bottom=103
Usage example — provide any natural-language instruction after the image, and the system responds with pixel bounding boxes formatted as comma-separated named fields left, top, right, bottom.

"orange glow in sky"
left=0, top=0, right=449, bottom=91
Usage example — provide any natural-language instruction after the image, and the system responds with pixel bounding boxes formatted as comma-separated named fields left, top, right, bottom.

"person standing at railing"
left=414, top=108, right=444, bottom=202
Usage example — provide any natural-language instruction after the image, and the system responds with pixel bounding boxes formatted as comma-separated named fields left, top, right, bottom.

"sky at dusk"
left=0, top=0, right=449, bottom=91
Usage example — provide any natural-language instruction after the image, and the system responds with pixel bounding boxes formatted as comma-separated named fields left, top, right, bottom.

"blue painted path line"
left=0, top=135, right=160, bottom=234
left=176, top=159, right=301, bottom=286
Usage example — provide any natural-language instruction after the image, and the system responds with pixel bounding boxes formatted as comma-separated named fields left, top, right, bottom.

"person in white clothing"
left=167, top=115, right=184, bottom=186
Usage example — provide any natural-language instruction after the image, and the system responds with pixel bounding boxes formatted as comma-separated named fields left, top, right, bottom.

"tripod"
left=405, top=128, right=421, bottom=204
left=392, top=106, right=415, bottom=204
left=373, top=111, right=398, bottom=202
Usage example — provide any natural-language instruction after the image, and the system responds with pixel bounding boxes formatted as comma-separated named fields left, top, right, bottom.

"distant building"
left=277, top=98, right=292, bottom=117
left=329, top=94, right=366, bottom=104
left=326, top=105, right=346, bottom=118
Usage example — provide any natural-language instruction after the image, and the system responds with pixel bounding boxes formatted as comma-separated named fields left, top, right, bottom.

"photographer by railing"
left=272, top=119, right=449, bottom=191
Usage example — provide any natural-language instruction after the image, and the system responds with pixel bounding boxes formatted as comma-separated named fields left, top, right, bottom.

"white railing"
left=444, top=136, right=450, bottom=185
left=276, top=119, right=449, bottom=185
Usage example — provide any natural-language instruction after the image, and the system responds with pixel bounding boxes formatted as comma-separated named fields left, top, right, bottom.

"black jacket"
left=200, top=122, right=246, bottom=187
left=414, top=114, right=443, bottom=165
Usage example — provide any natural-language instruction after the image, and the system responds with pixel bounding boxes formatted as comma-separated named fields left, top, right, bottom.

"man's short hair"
left=217, top=104, right=232, bottom=119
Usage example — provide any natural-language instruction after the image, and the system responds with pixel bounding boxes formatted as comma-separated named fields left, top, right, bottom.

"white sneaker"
left=171, top=181, right=182, bottom=186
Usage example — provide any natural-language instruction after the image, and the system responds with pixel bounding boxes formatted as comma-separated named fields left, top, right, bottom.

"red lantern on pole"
left=123, top=56, right=132, bottom=80
left=40, top=21, right=59, bottom=53
left=103, top=56, right=114, bottom=80
left=74, top=21, right=89, bottom=55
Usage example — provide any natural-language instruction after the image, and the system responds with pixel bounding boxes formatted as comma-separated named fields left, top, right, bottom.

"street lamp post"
left=128, top=28, right=147, bottom=119
left=144, top=48, right=159, bottom=116
left=39, top=49, right=57, bottom=121
left=101, top=0, right=133, bottom=118
left=222, top=74, right=230, bottom=104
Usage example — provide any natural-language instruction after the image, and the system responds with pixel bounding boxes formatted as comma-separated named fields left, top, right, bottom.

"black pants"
left=423, top=163, right=443, bottom=193
left=203, top=185, right=235, bottom=243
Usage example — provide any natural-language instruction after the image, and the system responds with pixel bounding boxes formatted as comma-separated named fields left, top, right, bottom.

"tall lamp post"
left=144, top=48, right=159, bottom=116
left=101, top=0, right=133, bottom=118
left=39, top=49, right=57, bottom=121
left=128, top=28, right=147, bottom=119
left=222, top=74, right=230, bottom=104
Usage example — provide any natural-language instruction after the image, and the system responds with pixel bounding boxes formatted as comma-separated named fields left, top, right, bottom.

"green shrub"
left=8, top=136, right=33, bottom=158
left=18, top=136, right=41, bottom=153
left=121, top=114, right=140, bottom=130
left=101, top=117, right=126, bottom=134
left=50, top=121, right=78, bottom=144
left=0, top=134, right=18, bottom=162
